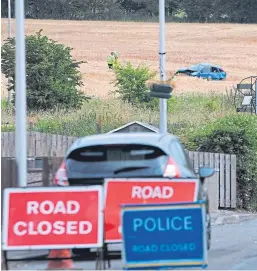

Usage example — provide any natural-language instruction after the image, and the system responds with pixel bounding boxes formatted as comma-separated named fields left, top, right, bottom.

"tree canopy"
left=1, top=30, right=87, bottom=111
left=2, top=0, right=257, bottom=23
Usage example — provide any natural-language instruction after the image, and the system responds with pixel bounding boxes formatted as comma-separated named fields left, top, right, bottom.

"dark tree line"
left=2, top=0, right=257, bottom=23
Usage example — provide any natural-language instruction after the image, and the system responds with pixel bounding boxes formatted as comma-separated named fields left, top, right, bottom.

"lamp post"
left=15, top=0, right=27, bottom=187
left=8, top=0, right=11, bottom=38
left=158, top=0, right=167, bottom=133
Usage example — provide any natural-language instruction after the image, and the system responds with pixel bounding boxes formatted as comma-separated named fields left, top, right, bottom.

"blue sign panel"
left=121, top=201, right=207, bottom=270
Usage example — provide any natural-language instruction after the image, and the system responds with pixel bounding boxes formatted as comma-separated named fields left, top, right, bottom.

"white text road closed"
left=27, top=200, right=80, bottom=214
left=3, top=187, right=104, bottom=250
left=13, top=221, right=92, bottom=236
left=12, top=200, right=93, bottom=236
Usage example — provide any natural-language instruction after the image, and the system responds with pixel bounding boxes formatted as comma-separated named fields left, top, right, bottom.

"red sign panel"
left=104, top=179, right=199, bottom=243
left=3, top=186, right=103, bottom=250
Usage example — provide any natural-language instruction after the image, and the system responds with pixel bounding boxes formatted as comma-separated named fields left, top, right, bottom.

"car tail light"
left=53, top=161, right=69, bottom=186
left=163, top=157, right=181, bottom=178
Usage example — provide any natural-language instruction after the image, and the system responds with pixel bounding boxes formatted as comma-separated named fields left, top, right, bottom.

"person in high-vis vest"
left=107, top=52, right=115, bottom=69
left=113, top=51, right=120, bottom=69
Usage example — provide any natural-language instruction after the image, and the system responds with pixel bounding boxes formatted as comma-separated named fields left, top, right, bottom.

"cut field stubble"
left=1, top=19, right=257, bottom=98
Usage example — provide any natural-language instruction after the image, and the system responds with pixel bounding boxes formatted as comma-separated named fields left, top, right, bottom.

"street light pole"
left=8, top=0, right=12, bottom=38
left=159, top=0, right=167, bottom=133
left=7, top=0, right=12, bottom=105
left=15, top=0, right=27, bottom=187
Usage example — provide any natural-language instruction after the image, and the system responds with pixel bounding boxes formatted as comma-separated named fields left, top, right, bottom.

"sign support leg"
left=95, top=247, right=105, bottom=270
left=95, top=212, right=106, bottom=270
left=2, top=250, right=9, bottom=270
left=104, top=243, right=111, bottom=268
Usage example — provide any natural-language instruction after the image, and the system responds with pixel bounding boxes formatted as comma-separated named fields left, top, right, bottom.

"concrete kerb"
left=211, top=211, right=257, bottom=226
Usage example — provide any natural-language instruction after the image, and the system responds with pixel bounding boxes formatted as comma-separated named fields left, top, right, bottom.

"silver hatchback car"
left=53, top=133, right=214, bottom=256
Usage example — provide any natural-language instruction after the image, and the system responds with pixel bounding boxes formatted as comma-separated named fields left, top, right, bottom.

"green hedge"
left=189, top=114, right=257, bottom=210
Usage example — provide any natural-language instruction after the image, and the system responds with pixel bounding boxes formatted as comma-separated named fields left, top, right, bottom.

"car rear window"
left=66, top=144, right=168, bottom=179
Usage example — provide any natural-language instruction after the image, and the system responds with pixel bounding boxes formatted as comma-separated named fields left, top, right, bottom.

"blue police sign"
left=121, top=201, right=207, bottom=270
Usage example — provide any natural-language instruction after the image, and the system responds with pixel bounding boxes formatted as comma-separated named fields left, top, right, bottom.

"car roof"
left=177, top=62, right=222, bottom=72
left=198, top=63, right=221, bottom=68
left=66, top=132, right=179, bottom=157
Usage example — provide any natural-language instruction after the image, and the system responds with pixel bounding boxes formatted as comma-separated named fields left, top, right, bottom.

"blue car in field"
left=175, top=63, right=227, bottom=81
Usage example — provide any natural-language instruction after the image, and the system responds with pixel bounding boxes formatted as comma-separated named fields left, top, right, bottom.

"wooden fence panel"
left=10, top=131, right=15, bottom=157
left=205, top=153, right=219, bottom=211
left=231, top=155, right=237, bottom=208
left=193, top=151, right=199, bottom=172
left=214, top=153, right=220, bottom=207
left=30, top=131, right=37, bottom=157
left=198, top=152, right=203, bottom=167
left=225, top=154, right=231, bottom=208
left=56, top=135, right=63, bottom=157
left=1, top=132, right=78, bottom=157
left=46, top=134, right=53, bottom=157
left=35, top=132, right=41, bottom=157
left=62, top=135, right=69, bottom=157
left=188, top=151, right=219, bottom=211
left=2, top=133, right=10, bottom=157
left=219, top=153, right=225, bottom=208
left=188, top=151, right=236, bottom=209
left=27, top=132, right=33, bottom=157
left=51, top=134, right=58, bottom=157
left=204, top=152, right=209, bottom=166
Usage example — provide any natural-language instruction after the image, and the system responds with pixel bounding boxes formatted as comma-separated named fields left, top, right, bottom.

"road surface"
left=6, top=218, right=257, bottom=270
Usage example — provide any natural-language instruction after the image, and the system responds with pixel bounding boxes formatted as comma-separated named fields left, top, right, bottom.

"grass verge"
left=1, top=91, right=235, bottom=141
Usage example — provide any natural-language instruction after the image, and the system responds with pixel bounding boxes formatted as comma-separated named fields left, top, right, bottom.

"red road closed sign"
left=2, top=186, right=103, bottom=250
left=104, top=178, right=199, bottom=243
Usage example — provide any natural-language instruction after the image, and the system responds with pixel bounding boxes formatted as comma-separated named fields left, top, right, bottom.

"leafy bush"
left=1, top=99, right=9, bottom=110
left=1, top=30, right=88, bottom=111
left=190, top=114, right=257, bottom=210
left=112, top=62, right=156, bottom=105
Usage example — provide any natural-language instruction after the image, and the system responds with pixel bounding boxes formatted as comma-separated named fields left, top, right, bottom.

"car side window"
left=169, top=140, right=189, bottom=167
left=171, top=140, right=195, bottom=169
left=211, top=67, right=219, bottom=73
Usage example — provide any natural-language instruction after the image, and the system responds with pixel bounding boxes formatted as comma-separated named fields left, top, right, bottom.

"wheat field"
left=1, top=19, right=257, bottom=98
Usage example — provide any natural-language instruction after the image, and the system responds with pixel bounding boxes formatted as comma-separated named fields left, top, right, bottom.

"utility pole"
left=159, top=0, right=167, bottom=133
left=8, top=0, right=12, bottom=38
left=15, top=0, right=27, bottom=187
left=7, top=0, right=13, bottom=105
